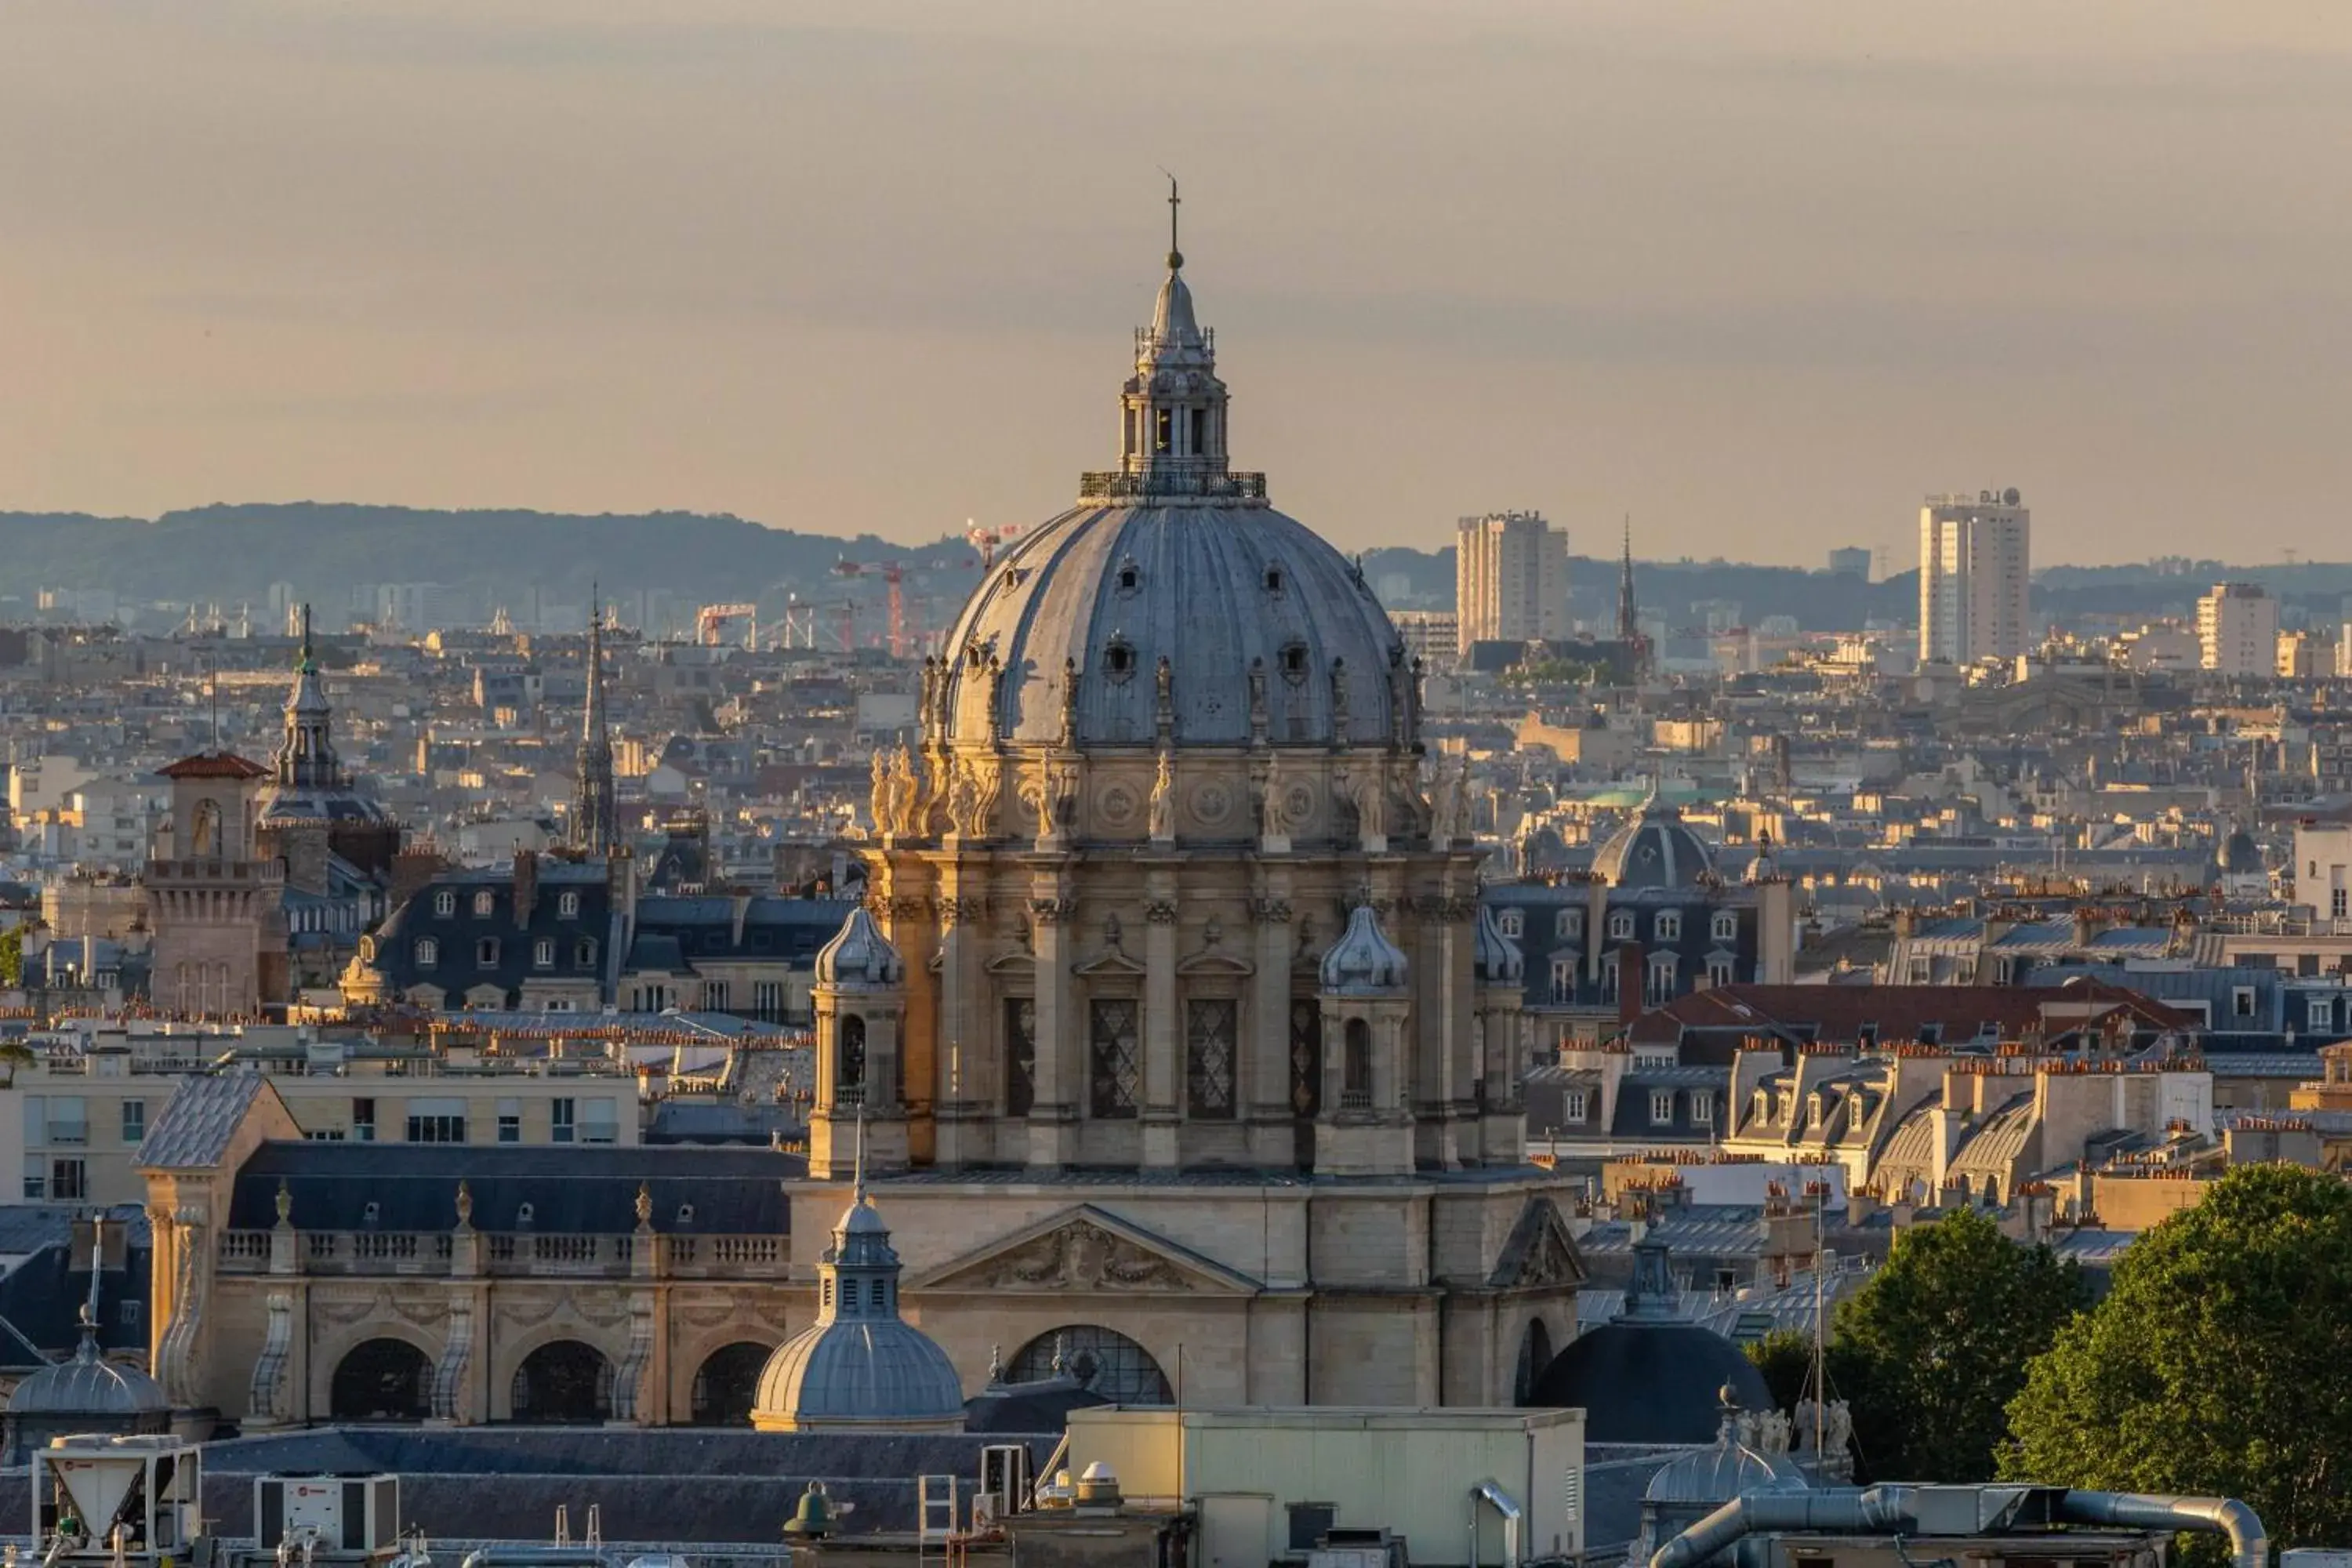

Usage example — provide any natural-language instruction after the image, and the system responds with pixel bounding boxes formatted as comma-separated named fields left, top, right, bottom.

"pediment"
left=1073, top=947, right=1149, bottom=977
left=1490, top=1195, right=1588, bottom=1291
left=1176, top=949, right=1254, bottom=977
left=986, top=950, right=1037, bottom=975
left=905, top=1203, right=1261, bottom=1297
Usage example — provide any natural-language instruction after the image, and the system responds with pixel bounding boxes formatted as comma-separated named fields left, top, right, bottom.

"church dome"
left=1594, top=800, right=1715, bottom=891
left=1320, top=903, right=1409, bottom=993
left=815, top=907, right=906, bottom=988
left=1527, top=1238, right=1769, bottom=1443
left=929, top=228, right=1406, bottom=754
left=2220, top=829, right=2263, bottom=876
left=752, top=1179, right=964, bottom=1433
left=1643, top=1392, right=1809, bottom=1504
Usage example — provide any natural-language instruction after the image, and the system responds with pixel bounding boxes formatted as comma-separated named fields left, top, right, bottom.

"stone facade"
left=145, top=753, right=286, bottom=1015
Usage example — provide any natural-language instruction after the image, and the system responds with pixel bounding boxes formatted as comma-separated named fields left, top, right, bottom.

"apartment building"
left=1455, top=510, right=1569, bottom=654
left=1918, top=489, right=2031, bottom=665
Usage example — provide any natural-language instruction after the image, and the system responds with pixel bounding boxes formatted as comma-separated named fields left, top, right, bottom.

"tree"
left=2005, top=1164, right=2352, bottom=1554
left=1746, top=1328, right=1816, bottom=1412
left=1828, top=1206, right=2085, bottom=1483
left=0, top=925, right=18, bottom=987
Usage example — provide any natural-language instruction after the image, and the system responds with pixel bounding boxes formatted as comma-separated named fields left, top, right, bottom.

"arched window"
left=1608, top=910, right=1635, bottom=941
left=1512, top=1318, right=1555, bottom=1407
left=1498, top=909, right=1523, bottom=938
left=558, top=891, right=580, bottom=920
left=329, top=1338, right=432, bottom=1422
left=1712, top=912, right=1738, bottom=942
left=838, top=1014, right=867, bottom=1101
left=1007, top=1326, right=1171, bottom=1404
left=473, top=891, right=495, bottom=918
left=1341, top=1018, right=1373, bottom=1107
left=434, top=891, right=456, bottom=918
left=1655, top=912, right=1681, bottom=942
left=688, top=1341, right=772, bottom=1426
left=414, top=938, right=439, bottom=970
left=510, top=1341, right=612, bottom=1424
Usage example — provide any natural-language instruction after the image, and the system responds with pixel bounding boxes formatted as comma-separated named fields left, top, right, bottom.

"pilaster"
left=1142, top=863, right=1181, bottom=1168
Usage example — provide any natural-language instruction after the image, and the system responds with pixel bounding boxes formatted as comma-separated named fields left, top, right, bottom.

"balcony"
left=218, top=1228, right=790, bottom=1279
left=1077, top=470, right=1268, bottom=504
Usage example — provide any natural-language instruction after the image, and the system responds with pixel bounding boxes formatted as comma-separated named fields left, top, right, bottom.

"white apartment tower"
left=2197, top=582, right=2279, bottom=677
left=1918, top=488, right=2031, bottom=665
left=1455, top=510, right=1569, bottom=655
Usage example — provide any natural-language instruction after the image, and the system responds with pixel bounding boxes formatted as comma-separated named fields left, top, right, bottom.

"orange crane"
left=833, top=561, right=908, bottom=658
left=696, top=602, right=759, bottom=647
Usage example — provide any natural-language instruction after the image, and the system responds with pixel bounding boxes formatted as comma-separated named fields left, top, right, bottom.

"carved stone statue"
left=1445, top=753, right=1472, bottom=842
left=947, top=758, right=982, bottom=837
left=634, top=1183, right=654, bottom=1227
left=868, top=750, right=894, bottom=834
left=1260, top=751, right=1287, bottom=840
left=1149, top=750, right=1175, bottom=840
left=890, top=745, right=921, bottom=835
left=1155, top=655, right=1174, bottom=735
left=1352, top=761, right=1388, bottom=844
left=1022, top=759, right=1067, bottom=840
left=1247, top=657, right=1269, bottom=740
left=1059, top=656, right=1080, bottom=746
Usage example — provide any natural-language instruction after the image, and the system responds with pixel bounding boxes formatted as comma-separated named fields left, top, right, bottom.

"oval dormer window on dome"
left=1264, top=564, right=1286, bottom=594
left=1105, top=639, right=1137, bottom=682
left=516, top=1203, right=535, bottom=1227
left=1279, top=641, right=1309, bottom=683
left=677, top=1203, right=696, bottom=1225
left=1115, top=560, right=1141, bottom=595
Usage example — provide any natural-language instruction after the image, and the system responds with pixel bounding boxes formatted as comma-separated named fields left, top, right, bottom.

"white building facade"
left=2196, top=582, right=2278, bottom=677
left=1455, top=511, right=1569, bottom=654
left=1918, top=489, right=2031, bottom=666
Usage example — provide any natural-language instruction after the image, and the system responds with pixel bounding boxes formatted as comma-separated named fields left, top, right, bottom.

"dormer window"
left=1279, top=641, right=1309, bottom=683
left=362, top=1201, right=380, bottom=1225
left=1609, top=910, right=1635, bottom=941
left=1498, top=909, right=1523, bottom=938
left=414, top=938, right=438, bottom=970
left=677, top=1203, right=696, bottom=1225
left=1555, top=909, right=1581, bottom=939
left=1105, top=639, right=1137, bottom=681
left=434, top=891, right=456, bottom=918
left=1115, top=561, right=1141, bottom=595
left=473, top=891, right=495, bottom=918
left=1712, top=912, right=1737, bottom=942
left=558, top=891, right=580, bottom=920
left=1264, top=565, right=1286, bottom=594
left=1655, top=912, right=1681, bottom=942
left=516, top=1203, right=535, bottom=1227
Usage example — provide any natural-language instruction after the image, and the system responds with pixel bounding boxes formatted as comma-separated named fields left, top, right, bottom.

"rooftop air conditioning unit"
left=255, top=1475, right=401, bottom=1554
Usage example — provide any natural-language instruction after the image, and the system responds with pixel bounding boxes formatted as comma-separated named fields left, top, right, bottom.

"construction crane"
left=696, top=602, right=759, bottom=647
left=833, top=561, right=909, bottom=658
left=965, top=519, right=1023, bottom=571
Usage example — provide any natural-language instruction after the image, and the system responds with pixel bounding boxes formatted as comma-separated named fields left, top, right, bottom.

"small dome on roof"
left=1320, top=904, right=1408, bottom=993
left=1643, top=1391, right=1809, bottom=1504
left=815, top=907, right=905, bottom=988
left=1474, top=902, right=1523, bottom=985
left=2221, top=829, right=2263, bottom=876
left=1594, top=800, right=1715, bottom=891
left=9, top=1334, right=165, bottom=1419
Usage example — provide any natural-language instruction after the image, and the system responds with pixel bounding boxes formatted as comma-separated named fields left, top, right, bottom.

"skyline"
left=5, top=2, right=2349, bottom=565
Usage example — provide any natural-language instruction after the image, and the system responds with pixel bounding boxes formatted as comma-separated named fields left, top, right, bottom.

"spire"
left=276, top=601, right=341, bottom=788
left=573, top=586, right=616, bottom=854
left=1616, top=516, right=1639, bottom=644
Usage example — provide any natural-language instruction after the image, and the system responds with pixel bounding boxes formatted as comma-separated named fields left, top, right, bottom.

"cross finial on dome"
left=1162, top=169, right=1182, bottom=270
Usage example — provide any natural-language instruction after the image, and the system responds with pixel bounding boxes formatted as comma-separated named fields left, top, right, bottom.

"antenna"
left=82, top=1216, right=103, bottom=1330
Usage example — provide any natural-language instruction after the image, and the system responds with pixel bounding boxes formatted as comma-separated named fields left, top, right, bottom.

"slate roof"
left=135, top=1070, right=270, bottom=1169
left=229, top=1142, right=802, bottom=1235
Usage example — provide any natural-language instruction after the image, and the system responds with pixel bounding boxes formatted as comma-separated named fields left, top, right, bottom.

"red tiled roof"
left=158, top=751, right=270, bottom=780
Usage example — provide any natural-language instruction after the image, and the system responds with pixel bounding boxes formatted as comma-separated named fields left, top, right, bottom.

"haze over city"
left=5, top=0, right=2349, bottom=563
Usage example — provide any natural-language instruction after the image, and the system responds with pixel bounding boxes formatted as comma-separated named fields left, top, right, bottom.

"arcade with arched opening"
left=510, top=1341, right=612, bottom=1424
left=330, top=1338, right=433, bottom=1422
left=690, top=1341, right=771, bottom=1426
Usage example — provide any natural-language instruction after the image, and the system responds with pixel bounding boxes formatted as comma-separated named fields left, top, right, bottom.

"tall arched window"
left=1341, top=1018, right=1373, bottom=1107
left=838, top=1014, right=867, bottom=1102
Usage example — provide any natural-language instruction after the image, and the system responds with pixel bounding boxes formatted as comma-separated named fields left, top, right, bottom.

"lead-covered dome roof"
left=1594, top=800, right=1715, bottom=891
left=938, top=506, right=1404, bottom=750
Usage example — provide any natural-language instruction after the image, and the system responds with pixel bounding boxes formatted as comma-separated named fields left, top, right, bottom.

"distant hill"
left=2, top=504, right=2345, bottom=634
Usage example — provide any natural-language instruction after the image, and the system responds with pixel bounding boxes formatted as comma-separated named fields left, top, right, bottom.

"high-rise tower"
left=1918, top=488, right=2031, bottom=666
left=573, top=592, right=616, bottom=852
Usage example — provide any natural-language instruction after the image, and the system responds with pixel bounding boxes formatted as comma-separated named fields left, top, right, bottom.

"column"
left=1026, top=869, right=1080, bottom=1168
left=1248, top=865, right=1298, bottom=1167
left=1142, top=865, right=1181, bottom=1168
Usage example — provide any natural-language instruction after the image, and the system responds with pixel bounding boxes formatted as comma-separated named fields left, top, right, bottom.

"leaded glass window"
left=1185, top=999, right=1237, bottom=1118
left=1005, top=997, right=1037, bottom=1116
left=1289, top=1000, right=1323, bottom=1116
left=1089, top=999, right=1141, bottom=1118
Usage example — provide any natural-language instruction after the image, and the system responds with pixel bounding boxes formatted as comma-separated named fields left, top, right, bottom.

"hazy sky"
left=5, top=2, right=2349, bottom=565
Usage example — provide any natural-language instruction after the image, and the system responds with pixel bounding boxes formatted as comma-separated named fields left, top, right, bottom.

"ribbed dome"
left=938, top=506, right=1404, bottom=751
left=815, top=907, right=905, bottom=988
left=9, top=1335, right=166, bottom=1418
left=1320, top=904, right=1409, bottom=993
left=1595, top=801, right=1715, bottom=891
left=751, top=1184, right=964, bottom=1433
left=1530, top=1323, right=1771, bottom=1443
left=1645, top=1397, right=1809, bottom=1504
left=1474, top=902, right=1524, bottom=985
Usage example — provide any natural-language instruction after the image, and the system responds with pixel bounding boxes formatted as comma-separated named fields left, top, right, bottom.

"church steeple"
left=276, top=603, right=343, bottom=789
left=1616, top=517, right=1639, bottom=644
left=1081, top=182, right=1265, bottom=508
left=573, top=589, right=616, bottom=853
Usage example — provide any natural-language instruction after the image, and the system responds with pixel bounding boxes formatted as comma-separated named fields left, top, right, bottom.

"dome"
left=9, top=1334, right=166, bottom=1419
left=815, top=907, right=906, bottom=988
left=1643, top=1394, right=1809, bottom=1504
left=1474, top=902, right=1524, bottom=985
left=751, top=1181, right=964, bottom=1433
left=1528, top=1322, right=1772, bottom=1443
left=937, top=506, right=1405, bottom=751
left=1320, top=904, right=1409, bottom=993
left=930, top=238, right=1406, bottom=753
left=1595, top=801, right=1715, bottom=891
